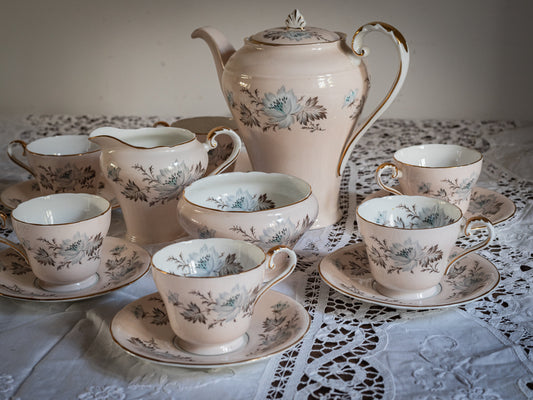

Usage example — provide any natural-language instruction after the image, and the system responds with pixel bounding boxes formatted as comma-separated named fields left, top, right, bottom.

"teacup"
left=177, top=171, right=318, bottom=250
left=0, top=193, right=111, bottom=292
left=375, top=144, right=483, bottom=214
left=356, top=195, right=494, bottom=300
left=151, top=238, right=297, bottom=355
left=7, top=135, right=103, bottom=195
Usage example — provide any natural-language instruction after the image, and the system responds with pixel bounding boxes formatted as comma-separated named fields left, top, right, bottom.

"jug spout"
left=88, top=127, right=129, bottom=150
left=192, top=26, right=236, bottom=89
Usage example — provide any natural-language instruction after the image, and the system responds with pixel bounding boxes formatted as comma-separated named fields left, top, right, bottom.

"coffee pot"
left=193, top=9, right=409, bottom=227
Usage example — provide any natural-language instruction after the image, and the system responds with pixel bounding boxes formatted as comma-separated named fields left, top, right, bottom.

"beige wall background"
left=1, top=0, right=532, bottom=120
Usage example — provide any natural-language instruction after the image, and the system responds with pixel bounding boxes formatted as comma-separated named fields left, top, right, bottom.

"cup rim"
left=11, top=193, right=111, bottom=226
left=393, top=144, right=483, bottom=169
left=88, top=126, right=196, bottom=150
left=24, top=135, right=100, bottom=157
left=151, top=238, right=267, bottom=279
left=356, top=195, right=463, bottom=230
left=181, top=171, right=313, bottom=213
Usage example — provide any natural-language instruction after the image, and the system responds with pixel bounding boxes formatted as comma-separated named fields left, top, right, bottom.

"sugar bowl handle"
left=337, top=22, right=409, bottom=176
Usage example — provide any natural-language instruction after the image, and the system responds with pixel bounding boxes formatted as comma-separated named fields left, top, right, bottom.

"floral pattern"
left=107, top=160, right=204, bottom=206
left=36, top=163, right=97, bottom=193
left=342, top=83, right=368, bottom=120
left=206, top=189, right=275, bottom=211
left=367, top=236, right=443, bottom=274
left=165, top=244, right=244, bottom=277
left=235, top=86, right=327, bottom=133
left=469, top=191, right=504, bottom=216
left=417, top=173, right=478, bottom=204
left=261, top=29, right=329, bottom=42
left=166, top=284, right=261, bottom=329
left=23, top=232, right=104, bottom=270
left=103, top=244, right=145, bottom=286
left=249, top=301, right=301, bottom=355
left=373, top=203, right=456, bottom=229
left=229, top=214, right=314, bottom=248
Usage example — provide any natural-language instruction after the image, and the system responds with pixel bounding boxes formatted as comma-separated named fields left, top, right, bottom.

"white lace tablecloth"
left=0, top=116, right=531, bottom=400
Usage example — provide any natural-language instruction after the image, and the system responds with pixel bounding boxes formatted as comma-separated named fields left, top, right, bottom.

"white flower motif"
left=0, top=374, right=14, bottom=393
left=262, top=86, right=302, bottom=129
left=78, top=385, right=126, bottom=400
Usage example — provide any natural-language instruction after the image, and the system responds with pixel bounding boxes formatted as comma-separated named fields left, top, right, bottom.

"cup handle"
left=0, top=213, right=28, bottom=262
left=444, top=216, right=494, bottom=275
left=375, top=162, right=403, bottom=195
left=152, top=121, right=170, bottom=127
left=7, top=140, right=34, bottom=176
left=204, top=126, right=242, bottom=175
left=253, top=245, right=297, bottom=306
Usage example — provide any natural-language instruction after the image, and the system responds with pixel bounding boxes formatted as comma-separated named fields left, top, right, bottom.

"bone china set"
left=0, top=10, right=511, bottom=365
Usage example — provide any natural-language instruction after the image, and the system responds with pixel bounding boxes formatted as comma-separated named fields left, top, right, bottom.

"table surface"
left=0, top=115, right=531, bottom=400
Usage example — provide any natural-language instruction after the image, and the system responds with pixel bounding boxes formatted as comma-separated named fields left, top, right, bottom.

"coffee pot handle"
left=204, top=126, right=242, bottom=176
left=337, top=22, right=410, bottom=176
left=0, top=213, right=28, bottom=262
left=253, top=245, right=297, bottom=307
left=7, top=140, right=34, bottom=176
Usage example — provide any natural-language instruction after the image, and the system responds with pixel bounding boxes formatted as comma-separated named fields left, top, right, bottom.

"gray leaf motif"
left=28, top=232, right=104, bottom=271
left=238, top=86, right=327, bottom=133
left=108, top=161, right=205, bottom=207
left=368, top=236, right=443, bottom=274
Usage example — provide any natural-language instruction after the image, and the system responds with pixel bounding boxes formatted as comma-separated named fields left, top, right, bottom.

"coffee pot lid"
left=249, top=9, right=341, bottom=45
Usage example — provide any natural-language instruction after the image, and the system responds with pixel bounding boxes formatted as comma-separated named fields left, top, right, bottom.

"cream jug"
left=89, top=126, right=241, bottom=244
left=193, top=9, right=409, bottom=228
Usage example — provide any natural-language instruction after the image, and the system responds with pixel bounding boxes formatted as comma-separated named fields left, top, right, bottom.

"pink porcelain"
left=0, top=193, right=111, bottom=292
left=177, top=171, right=318, bottom=250
left=89, top=126, right=241, bottom=245
left=193, top=9, right=409, bottom=228
left=7, top=135, right=103, bottom=195
left=356, top=195, right=494, bottom=300
left=151, top=238, right=296, bottom=355
left=376, top=144, right=483, bottom=214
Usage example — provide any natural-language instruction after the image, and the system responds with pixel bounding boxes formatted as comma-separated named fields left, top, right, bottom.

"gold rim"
left=11, top=194, right=111, bottom=226
left=109, top=292, right=311, bottom=367
left=88, top=129, right=196, bottom=150
left=182, top=172, right=313, bottom=213
left=394, top=145, right=483, bottom=169
left=23, top=136, right=100, bottom=157
left=356, top=196, right=463, bottom=230
left=151, top=239, right=266, bottom=279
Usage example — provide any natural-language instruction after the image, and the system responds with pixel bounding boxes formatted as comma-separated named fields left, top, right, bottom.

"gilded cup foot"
left=173, top=333, right=249, bottom=356
left=373, top=282, right=442, bottom=300
left=36, top=273, right=100, bottom=293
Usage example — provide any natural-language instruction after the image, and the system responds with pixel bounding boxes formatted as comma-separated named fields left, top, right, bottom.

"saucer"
left=363, top=186, right=515, bottom=225
left=0, top=236, right=150, bottom=302
left=0, top=179, right=119, bottom=210
left=110, top=290, right=310, bottom=368
left=318, top=243, right=500, bottom=310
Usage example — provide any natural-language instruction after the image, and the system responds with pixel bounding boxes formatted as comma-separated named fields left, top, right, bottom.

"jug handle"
left=337, top=22, right=410, bottom=177
left=7, top=140, right=35, bottom=176
left=205, top=126, right=242, bottom=175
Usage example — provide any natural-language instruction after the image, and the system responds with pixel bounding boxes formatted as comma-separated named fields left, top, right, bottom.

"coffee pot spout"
left=191, top=26, right=236, bottom=90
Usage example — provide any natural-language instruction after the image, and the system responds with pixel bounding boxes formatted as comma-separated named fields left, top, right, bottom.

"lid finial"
left=285, top=9, right=306, bottom=30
